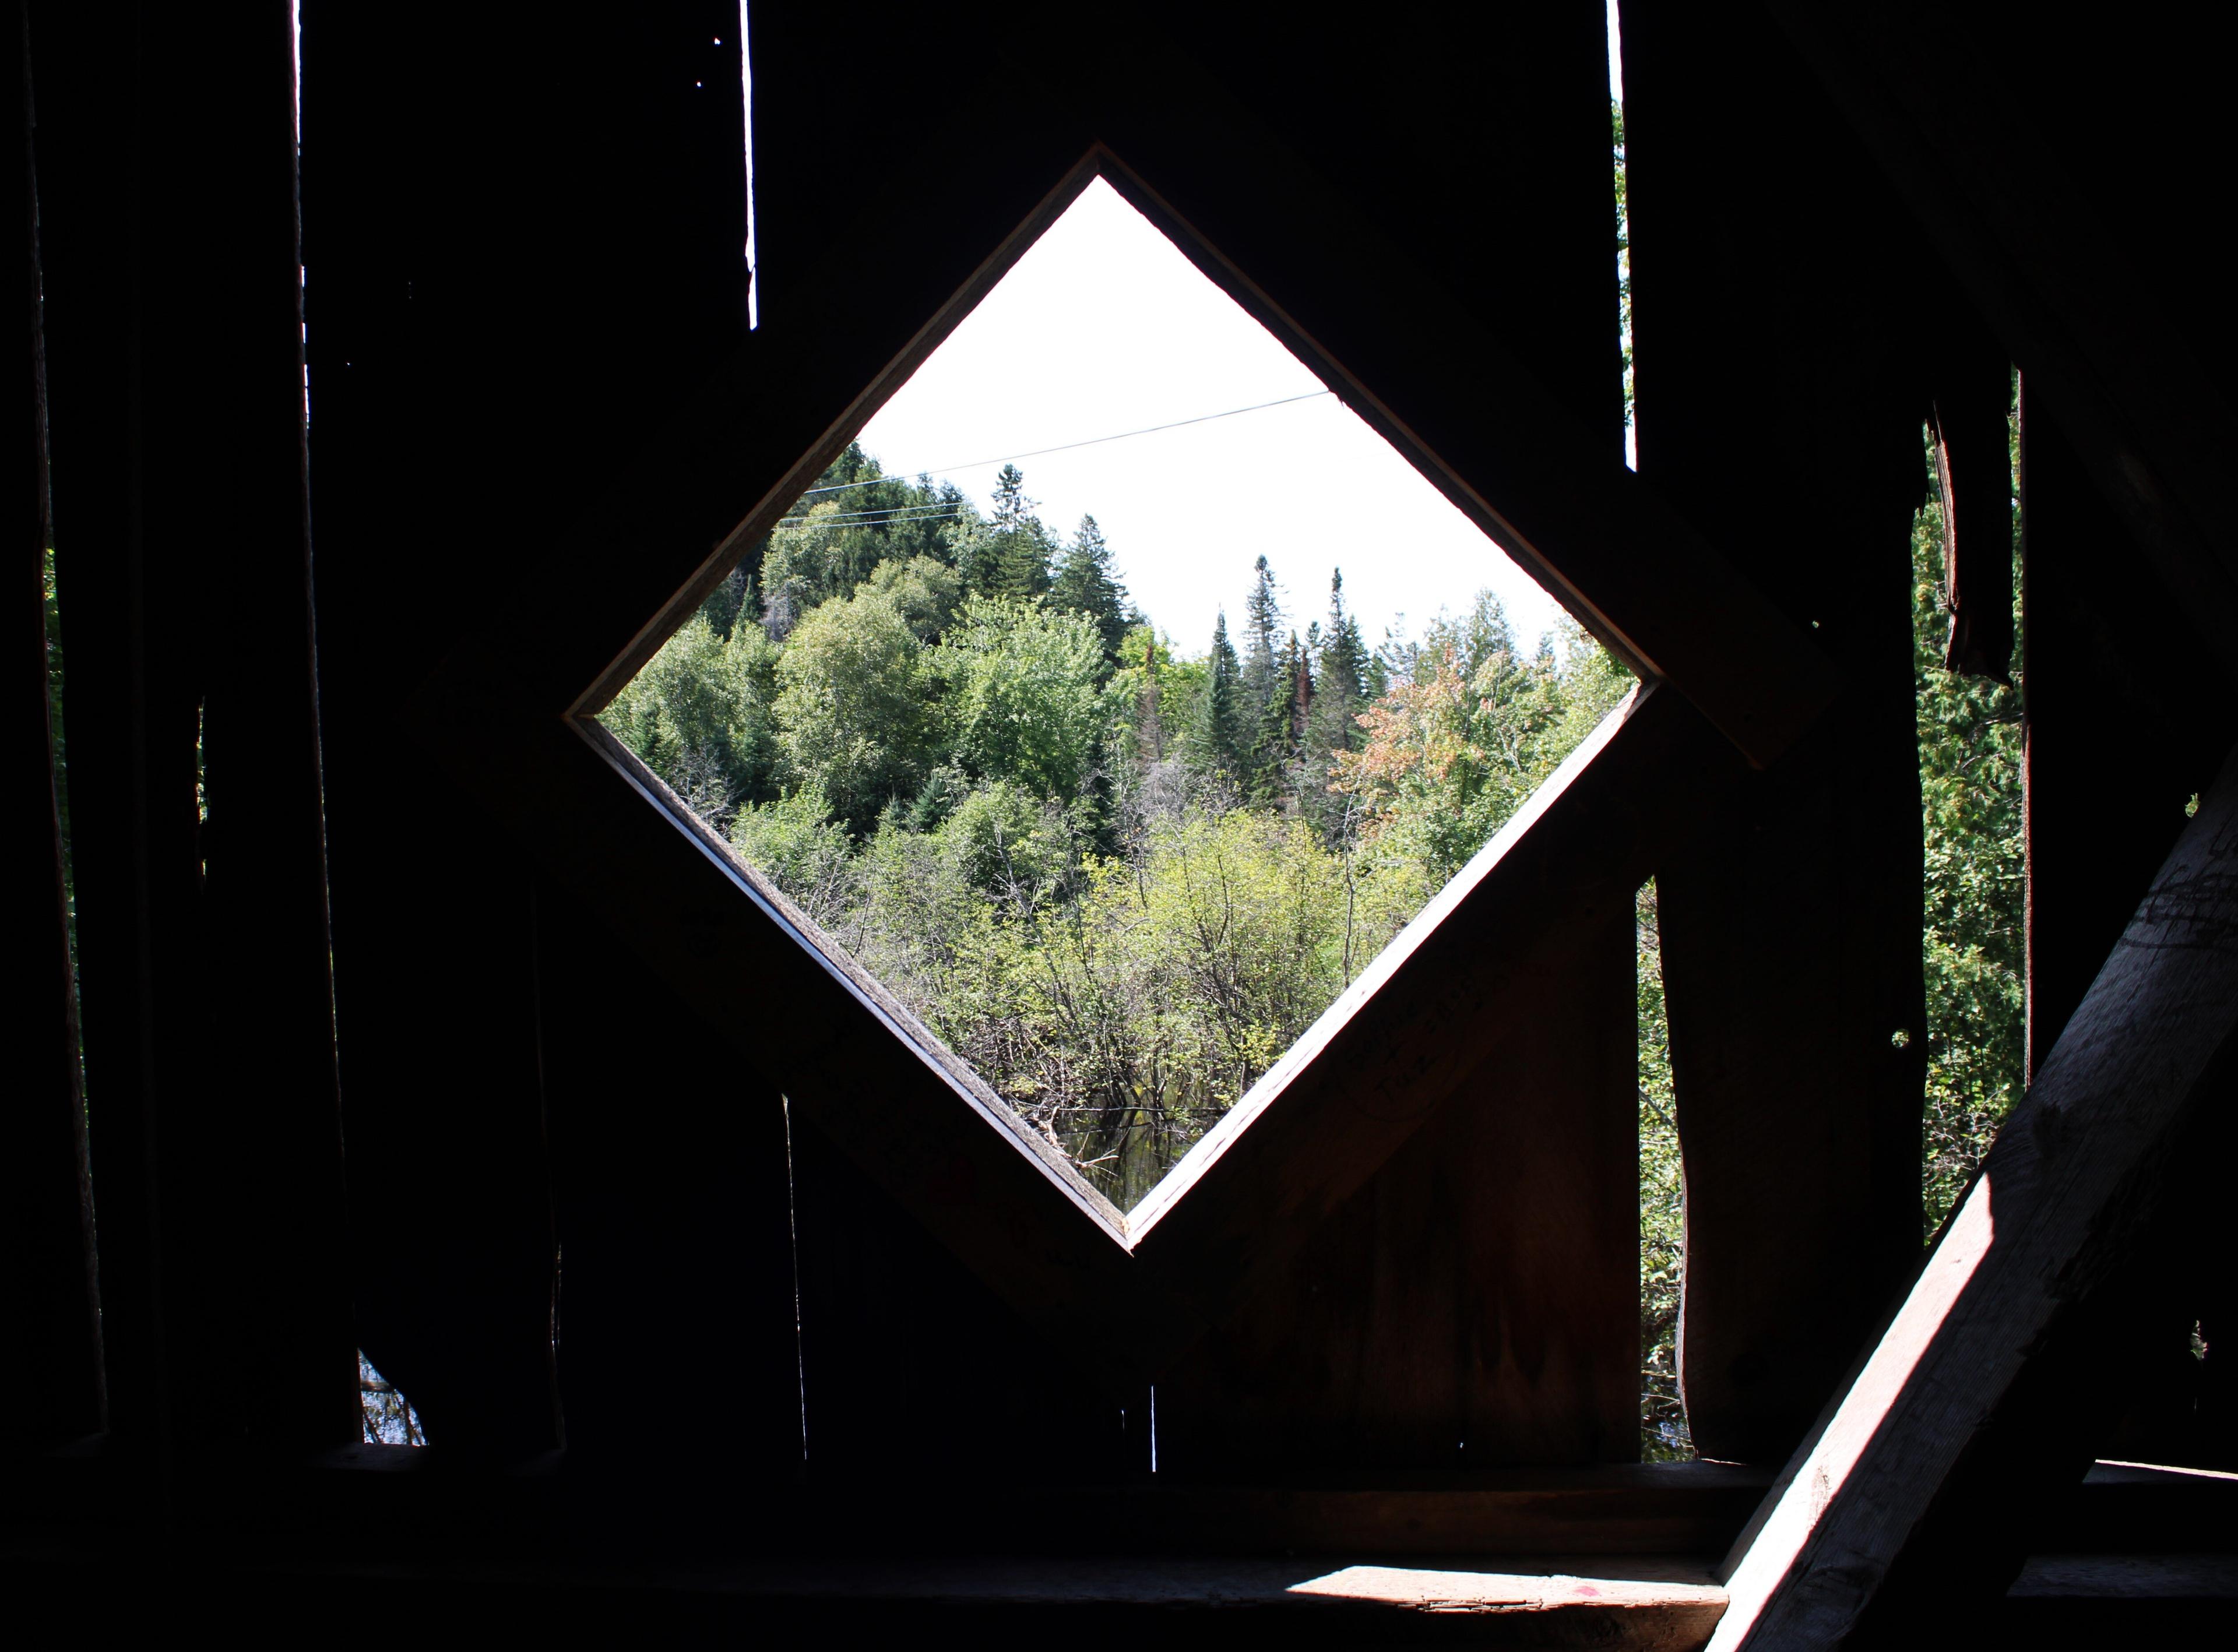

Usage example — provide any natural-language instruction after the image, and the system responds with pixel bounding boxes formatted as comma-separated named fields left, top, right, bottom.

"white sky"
left=850, top=179, right=1567, bottom=659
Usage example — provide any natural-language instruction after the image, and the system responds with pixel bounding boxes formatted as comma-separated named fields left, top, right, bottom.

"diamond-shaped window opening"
left=588, top=158, right=1639, bottom=1216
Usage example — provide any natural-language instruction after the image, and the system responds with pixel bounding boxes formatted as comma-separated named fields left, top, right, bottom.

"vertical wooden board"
left=787, top=1111, right=1147, bottom=1482
left=1656, top=714, right=1926, bottom=1463
left=1621, top=0, right=1929, bottom=1464
left=298, top=2, right=533, bottom=1453
left=1930, top=325, right=2015, bottom=681
left=533, top=874, right=804, bottom=1475
left=297, top=6, right=759, bottom=1460
left=1, top=0, right=103, bottom=1447
left=136, top=0, right=358, bottom=1453
left=2019, top=392, right=2225, bottom=1075
left=1156, top=914, right=1638, bottom=1473
left=294, top=5, right=555, bottom=1456
left=27, top=0, right=192, bottom=1450
left=1136, top=2, right=1623, bottom=459
left=332, top=836, right=564, bottom=1460
left=1711, top=754, right=2238, bottom=1647
left=520, top=10, right=1096, bottom=716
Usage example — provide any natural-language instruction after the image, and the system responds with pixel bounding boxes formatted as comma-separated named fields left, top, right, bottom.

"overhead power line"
left=776, top=504, right=973, bottom=531
left=793, top=390, right=1336, bottom=501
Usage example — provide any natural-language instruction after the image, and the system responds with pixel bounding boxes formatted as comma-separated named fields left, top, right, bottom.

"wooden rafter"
left=1765, top=0, right=2238, bottom=679
left=1712, top=748, right=2238, bottom=1646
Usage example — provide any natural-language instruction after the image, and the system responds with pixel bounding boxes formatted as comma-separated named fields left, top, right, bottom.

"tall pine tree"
left=969, top=463, right=1054, bottom=600
left=1303, top=570, right=1371, bottom=837
left=1196, top=610, right=1247, bottom=786
left=1251, top=630, right=1311, bottom=801
left=1239, top=555, right=1283, bottom=735
left=1050, top=514, right=1132, bottom=666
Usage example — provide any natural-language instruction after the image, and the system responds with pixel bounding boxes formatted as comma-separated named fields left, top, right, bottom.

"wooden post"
left=532, top=874, right=807, bottom=1475
left=2019, top=389, right=2224, bottom=1076
left=1929, top=329, right=2014, bottom=681
left=1712, top=745, right=2238, bottom=1647
left=29, top=0, right=184, bottom=1453
left=1621, top=0, right=1929, bottom=1463
left=787, top=1109, right=1149, bottom=1481
left=1, top=0, right=103, bottom=1449
left=139, top=0, right=359, bottom=1453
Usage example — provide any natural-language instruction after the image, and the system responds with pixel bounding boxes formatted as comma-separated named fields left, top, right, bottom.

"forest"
left=604, top=444, right=1634, bottom=1210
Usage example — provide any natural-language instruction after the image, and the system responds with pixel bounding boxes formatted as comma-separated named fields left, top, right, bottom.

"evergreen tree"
left=1050, top=514, right=1132, bottom=666
left=699, top=562, right=754, bottom=640
left=1195, top=609, right=1246, bottom=784
left=990, top=462, right=1027, bottom=525
left=1250, top=631, right=1310, bottom=801
left=1239, top=555, right=1283, bottom=732
left=1301, top=572, right=1374, bottom=839
left=962, top=456, right=1056, bottom=600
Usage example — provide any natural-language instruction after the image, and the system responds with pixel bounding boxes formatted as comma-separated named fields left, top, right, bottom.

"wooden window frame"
left=413, top=132, right=1830, bottom=1384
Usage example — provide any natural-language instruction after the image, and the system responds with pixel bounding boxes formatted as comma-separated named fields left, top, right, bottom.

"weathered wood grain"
left=1155, top=912, right=1639, bottom=1470
left=1711, top=749, right=2238, bottom=1648
left=1124, top=684, right=1734, bottom=1364
left=1620, top=0, right=1929, bottom=1463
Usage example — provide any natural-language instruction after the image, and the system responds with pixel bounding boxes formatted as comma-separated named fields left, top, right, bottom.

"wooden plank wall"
left=532, top=875, right=805, bottom=1473
left=1619, top=0, right=1931, bottom=1464
left=2021, top=393, right=2231, bottom=1464
left=27, top=0, right=175, bottom=1457
left=299, top=2, right=765, bottom=1459
left=1, top=0, right=103, bottom=1450
left=13, top=0, right=358, bottom=1468
left=788, top=1114, right=1148, bottom=1480
left=1155, top=915, right=1639, bottom=1470
left=1117, top=0, right=1641, bottom=1474
left=296, top=0, right=1649, bottom=1481
left=1, top=0, right=1975, bottom=1498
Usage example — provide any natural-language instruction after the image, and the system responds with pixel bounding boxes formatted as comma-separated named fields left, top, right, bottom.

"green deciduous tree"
left=935, top=594, right=1115, bottom=802
left=1912, top=418, right=2025, bottom=1234
left=600, top=613, right=782, bottom=823
left=772, top=586, right=935, bottom=830
left=728, top=786, right=859, bottom=929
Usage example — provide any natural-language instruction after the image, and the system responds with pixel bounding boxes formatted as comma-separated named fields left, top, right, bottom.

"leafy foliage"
left=601, top=445, right=1634, bottom=1206
left=935, top=596, right=1114, bottom=802
left=1912, top=417, right=2025, bottom=1235
left=773, top=586, right=935, bottom=830
left=1637, top=881, right=1685, bottom=1460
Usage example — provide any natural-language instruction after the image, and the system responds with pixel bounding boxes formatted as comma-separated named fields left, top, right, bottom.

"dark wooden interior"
left=6, top=3, right=2235, bottom=1645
